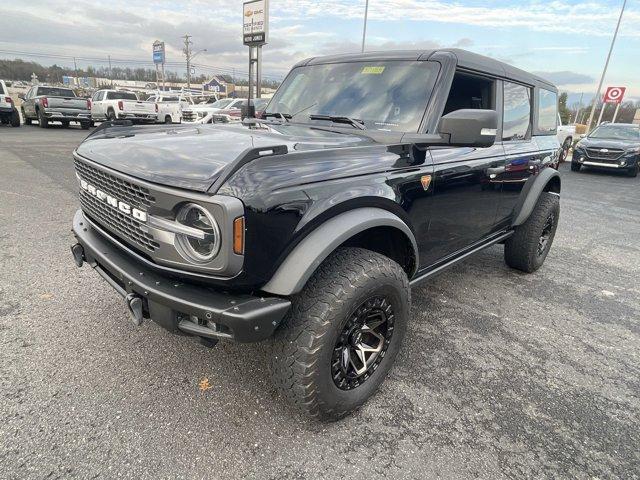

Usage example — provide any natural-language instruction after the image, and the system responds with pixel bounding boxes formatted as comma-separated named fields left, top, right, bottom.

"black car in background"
left=572, top=123, right=640, bottom=177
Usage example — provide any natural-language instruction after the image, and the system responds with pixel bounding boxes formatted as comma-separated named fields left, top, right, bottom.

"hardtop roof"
left=296, top=48, right=556, bottom=91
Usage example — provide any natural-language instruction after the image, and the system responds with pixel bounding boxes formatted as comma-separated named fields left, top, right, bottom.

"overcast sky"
left=1, top=0, right=639, bottom=101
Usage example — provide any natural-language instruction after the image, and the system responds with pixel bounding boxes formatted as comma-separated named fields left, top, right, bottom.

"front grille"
left=80, top=190, right=160, bottom=252
left=74, top=158, right=155, bottom=209
left=182, top=110, right=197, bottom=122
left=75, top=158, right=159, bottom=252
left=585, top=148, right=624, bottom=161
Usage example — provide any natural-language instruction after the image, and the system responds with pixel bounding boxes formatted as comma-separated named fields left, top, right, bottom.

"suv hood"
left=578, top=137, right=638, bottom=150
left=75, top=123, right=376, bottom=192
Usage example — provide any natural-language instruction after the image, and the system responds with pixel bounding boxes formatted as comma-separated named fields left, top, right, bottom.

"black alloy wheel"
left=331, top=296, right=395, bottom=391
left=537, top=212, right=556, bottom=257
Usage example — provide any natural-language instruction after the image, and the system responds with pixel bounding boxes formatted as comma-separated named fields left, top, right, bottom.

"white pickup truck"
left=146, top=94, right=183, bottom=124
left=0, top=80, right=20, bottom=127
left=90, top=90, right=156, bottom=123
left=557, top=113, right=577, bottom=163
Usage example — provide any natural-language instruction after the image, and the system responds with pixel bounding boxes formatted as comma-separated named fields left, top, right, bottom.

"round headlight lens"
left=176, top=203, right=220, bottom=263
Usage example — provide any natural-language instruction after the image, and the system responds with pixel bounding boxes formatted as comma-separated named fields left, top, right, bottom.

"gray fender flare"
left=512, top=168, right=561, bottom=227
left=261, top=207, right=418, bottom=296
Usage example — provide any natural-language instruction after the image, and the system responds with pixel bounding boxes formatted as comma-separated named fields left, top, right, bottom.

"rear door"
left=493, top=81, right=538, bottom=227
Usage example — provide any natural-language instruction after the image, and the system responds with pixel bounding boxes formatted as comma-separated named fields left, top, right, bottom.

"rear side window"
left=106, top=91, right=138, bottom=101
left=503, top=82, right=531, bottom=141
left=0, top=83, right=5, bottom=95
left=537, top=89, right=557, bottom=133
left=37, top=87, right=76, bottom=97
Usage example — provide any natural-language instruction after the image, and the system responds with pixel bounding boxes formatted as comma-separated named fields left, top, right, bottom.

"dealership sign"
left=603, top=86, right=626, bottom=104
left=243, top=0, right=269, bottom=46
left=153, top=41, right=165, bottom=64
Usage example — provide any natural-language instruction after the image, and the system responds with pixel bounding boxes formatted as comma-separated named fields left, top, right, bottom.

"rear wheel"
left=505, top=192, right=559, bottom=273
left=107, top=109, right=117, bottom=121
left=558, top=137, right=572, bottom=165
left=10, top=110, right=20, bottom=127
left=164, top=115, right=172, bottom=124
left=571, top=162, right=581, bottom=172
left=271, top=247, right=410, bottom=421
left=61, top=120, right=70, bottom=128
left=37, top=109, right=48, bottom=128
left=80, top=121, right=91, bottom=130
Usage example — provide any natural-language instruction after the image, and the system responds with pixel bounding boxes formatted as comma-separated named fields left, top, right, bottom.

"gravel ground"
left=1, top=125, right=639, bottom=479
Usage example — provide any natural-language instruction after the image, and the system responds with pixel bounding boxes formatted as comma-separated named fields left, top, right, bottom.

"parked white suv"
left=90, top=90, right=156, bottom=123
left=0, top=80, right=20, bottom=127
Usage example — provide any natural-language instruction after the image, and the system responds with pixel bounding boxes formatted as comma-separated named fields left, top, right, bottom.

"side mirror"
left=438, top=109, right=498, bottom=147
left=18, top=93, right=25, bottom=100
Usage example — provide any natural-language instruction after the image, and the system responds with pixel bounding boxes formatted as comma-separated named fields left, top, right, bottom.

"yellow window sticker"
left=361, top=66, right=385, bottom=75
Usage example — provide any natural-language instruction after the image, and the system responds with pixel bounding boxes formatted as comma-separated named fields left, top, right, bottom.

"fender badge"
left=421, top=175, right=432, bottom=191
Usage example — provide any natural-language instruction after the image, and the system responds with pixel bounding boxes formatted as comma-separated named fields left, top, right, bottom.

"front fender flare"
left=261, top=208, right=418, bottom=296
left=512, top=168, right=561, bottom=226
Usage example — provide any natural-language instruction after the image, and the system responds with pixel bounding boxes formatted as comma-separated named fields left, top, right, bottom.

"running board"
left=409, top=231, right=513, bottom=287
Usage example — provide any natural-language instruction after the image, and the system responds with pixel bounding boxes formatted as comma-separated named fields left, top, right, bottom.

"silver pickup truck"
left=20, top=85, right=92, bottom=129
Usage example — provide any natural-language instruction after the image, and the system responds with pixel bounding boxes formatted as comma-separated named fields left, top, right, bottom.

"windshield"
left=209, top=99, right=233, bottom=108
left=589, top=124, right=640, bottom=141
left=266, top=60, right=439, bottom=131
left=38, top=87, right=75, bottom=97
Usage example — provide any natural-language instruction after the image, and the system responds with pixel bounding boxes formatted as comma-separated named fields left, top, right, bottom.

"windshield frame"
left=588, top=124, right=640, bottom=141
left=264, top=60, right=440, bottom=133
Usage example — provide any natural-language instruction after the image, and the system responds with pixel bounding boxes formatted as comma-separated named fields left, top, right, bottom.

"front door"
left=418, top=143, right=505, bottom=267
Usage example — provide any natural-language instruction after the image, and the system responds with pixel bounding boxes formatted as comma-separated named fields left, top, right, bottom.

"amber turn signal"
left=233, top=217, right=245, bottom=255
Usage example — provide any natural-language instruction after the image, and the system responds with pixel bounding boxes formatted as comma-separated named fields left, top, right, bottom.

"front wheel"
left=571, top=162, right=581, bottom=172
left=505, top=192, right=559, bottom=273
left=271, top=247, right=410, bottom=421
left=627, top=163, right=639, bottom=178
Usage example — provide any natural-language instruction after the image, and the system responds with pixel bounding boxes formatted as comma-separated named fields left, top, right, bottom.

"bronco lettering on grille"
left=79, top=178, right=148, bottom=222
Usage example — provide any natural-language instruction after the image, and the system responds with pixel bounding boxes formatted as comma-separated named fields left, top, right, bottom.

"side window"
left=92, top=91, right=101, bottom=101
left=503, top=82, right=531, bottom=141
left=443, top=71, right=495, bottom=115
left=537, top=89, right=557, bottom=133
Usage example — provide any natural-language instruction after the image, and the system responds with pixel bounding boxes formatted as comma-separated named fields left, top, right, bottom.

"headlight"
left=626, top=146, right=640, bottom=154
left=175, top=203, right=220, bottom=263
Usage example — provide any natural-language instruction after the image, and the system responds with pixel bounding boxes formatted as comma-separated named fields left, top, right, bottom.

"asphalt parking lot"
left=1, top=125, right=639, bottom=479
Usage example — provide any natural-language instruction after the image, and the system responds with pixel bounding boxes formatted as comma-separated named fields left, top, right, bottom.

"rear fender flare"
left=511, top=168, right=561, bottom=226
left=261, top=207, right=418, bottom=296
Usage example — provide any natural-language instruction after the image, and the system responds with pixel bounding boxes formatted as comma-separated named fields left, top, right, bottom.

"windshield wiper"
left=308, top=115, right=366, bottom=130
left=262, top=112, right=291, bottom=122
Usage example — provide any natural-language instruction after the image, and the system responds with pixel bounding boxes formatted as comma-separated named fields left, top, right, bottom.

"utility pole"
left=361, top=0, right=369, bottom=53
left=183, top=34, right=193, bottom=90
left=73, top=57, right=79, bottom=87
left=573, top=92, right=584, bottom=123
left=108, top=55, right=113, bottom=87
left=586, top=0, right=626, bottom=131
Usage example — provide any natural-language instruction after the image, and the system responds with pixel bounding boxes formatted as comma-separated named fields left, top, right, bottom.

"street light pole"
left=586, top=0, right=626, bottom=131
left=361, top=0, right=369, bottom=53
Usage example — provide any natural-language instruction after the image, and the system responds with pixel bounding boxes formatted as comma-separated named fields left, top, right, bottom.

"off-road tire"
left=37, top=109, right=48, bottom=128
left=271, top=247, right=410, bottom=421
left=10, top=110, right=20, bottom=127
left=505, top=192, right=559, bottom=273
left=570, top=162, right=581, bottom=172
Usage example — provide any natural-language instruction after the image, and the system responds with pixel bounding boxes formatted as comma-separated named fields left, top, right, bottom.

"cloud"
left=532, top=71, right=595, bottom=86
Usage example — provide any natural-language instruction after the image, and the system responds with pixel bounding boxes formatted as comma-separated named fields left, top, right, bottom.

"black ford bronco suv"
left=70, top=49, right=561, bottom=420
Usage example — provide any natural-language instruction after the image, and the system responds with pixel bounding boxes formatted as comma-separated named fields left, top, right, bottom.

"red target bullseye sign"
left=603, top=86, right=626, bottom=104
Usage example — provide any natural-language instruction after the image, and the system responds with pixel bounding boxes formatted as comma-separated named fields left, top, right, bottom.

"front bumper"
left=71, top=209, right=290, bottom=342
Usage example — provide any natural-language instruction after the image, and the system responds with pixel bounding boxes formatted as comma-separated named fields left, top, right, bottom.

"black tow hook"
left=125, top=293, right=144, bottom=326
left=71, top=244, right=84, bottom=267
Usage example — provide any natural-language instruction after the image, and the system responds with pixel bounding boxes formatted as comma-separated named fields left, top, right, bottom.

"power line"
left=0, top=48, right=287, bottom=80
